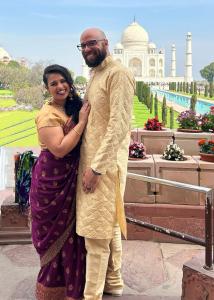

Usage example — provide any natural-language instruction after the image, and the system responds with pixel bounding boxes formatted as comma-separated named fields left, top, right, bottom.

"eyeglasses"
left=77, top=39, right=105, bottom=51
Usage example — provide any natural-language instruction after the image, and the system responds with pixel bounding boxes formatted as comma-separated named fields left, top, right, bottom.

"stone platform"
left=0, top=241, right=204, bottom=299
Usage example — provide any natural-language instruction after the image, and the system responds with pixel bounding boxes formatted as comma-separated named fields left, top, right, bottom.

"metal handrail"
left=126, top=172, right=213, bottom=270
left=127, top=173, right=212, bottom=193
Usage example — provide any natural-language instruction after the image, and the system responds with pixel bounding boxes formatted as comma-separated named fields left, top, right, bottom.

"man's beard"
left=83, top=48, right=107, bottom=68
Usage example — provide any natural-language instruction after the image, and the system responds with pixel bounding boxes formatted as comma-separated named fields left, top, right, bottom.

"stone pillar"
left=171, top=44, right=176, bottom=77
left=185, top=32, right=193, bottom=83
left=182, top=254, right=214, bottom=299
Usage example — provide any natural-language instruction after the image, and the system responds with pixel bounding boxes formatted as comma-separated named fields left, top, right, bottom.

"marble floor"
left=0, top=240, right=204, bottom=300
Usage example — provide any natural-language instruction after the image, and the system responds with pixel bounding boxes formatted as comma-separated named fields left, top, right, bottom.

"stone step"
left=0, top=227, right=31, bottom=245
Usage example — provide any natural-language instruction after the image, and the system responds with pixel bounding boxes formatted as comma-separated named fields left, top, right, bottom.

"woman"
left=30, top=64, right=90, bottom=300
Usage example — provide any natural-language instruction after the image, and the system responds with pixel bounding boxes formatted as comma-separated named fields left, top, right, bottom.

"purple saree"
left=30, top=120, right=85, bottom=300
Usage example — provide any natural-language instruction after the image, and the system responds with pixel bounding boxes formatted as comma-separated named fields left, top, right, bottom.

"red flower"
left=198, top=139, right=206, bottom=146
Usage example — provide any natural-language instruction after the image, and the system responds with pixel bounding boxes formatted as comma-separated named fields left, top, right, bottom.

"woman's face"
left=46, top=73, right=70, bottom=103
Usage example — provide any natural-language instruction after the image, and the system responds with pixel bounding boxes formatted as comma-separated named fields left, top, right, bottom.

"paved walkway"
left=0, top=240, right=204, bottom=300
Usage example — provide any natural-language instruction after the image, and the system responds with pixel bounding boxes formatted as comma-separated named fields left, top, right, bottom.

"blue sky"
left=0, top=0, right=213, bottom=79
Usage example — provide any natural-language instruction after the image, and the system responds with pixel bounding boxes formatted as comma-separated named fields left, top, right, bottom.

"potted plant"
left=162, top=137, right=186, bottom=161
left=198, top=139, right=214, bottom=162
left=177, top=110, right=202, bottom=132
left=144, top=116, right=163, bottom=131
left=201, top=113, right=214, bottom=133
left=129, top=141, right=147, bottom=160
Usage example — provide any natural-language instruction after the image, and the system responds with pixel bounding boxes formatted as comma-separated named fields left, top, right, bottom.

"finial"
left=172, top=135, right=175, bottom=144
left=133, top=15, right=136, bottom=22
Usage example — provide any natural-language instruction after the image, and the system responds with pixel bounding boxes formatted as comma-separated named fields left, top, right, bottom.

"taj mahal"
left=82, top=20, right=193, bottom=83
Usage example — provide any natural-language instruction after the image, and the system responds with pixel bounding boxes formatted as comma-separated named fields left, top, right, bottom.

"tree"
left=15, top=86, right=44, bottom=108
left=142, top=83, right=150, bottom=107
left=185, top=82, right=189, bottom=94
left=200, top=62, right=214, bottom=83
left=182, top=82, right=185, bottom=92
left=150, top=93, right=153, bottom=114
left=209, top=82, right=214, bottom=98
left=177, top=82, right=180, bottom=92
left=193, top=82, right=197, bottom=94
left=7, top=60, right=21, bottom=68
left=204, top=84, right=208, bottom=97
left=162, top=95, right=167, bottom=126
left=190, top=82, right=194, bottom=94
left=74, top=76, right=87, bottom=85
left=190, top=94, right=197, bottom=112
left=154, top=93, right=158, bottom=117
left=170, top=107, right=174, bottom=129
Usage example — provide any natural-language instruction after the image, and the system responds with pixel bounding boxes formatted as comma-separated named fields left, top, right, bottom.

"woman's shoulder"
left=36, top=102, right=63, bottom=127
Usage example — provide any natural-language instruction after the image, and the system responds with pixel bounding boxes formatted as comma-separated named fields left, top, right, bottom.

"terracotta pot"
left=200, top=153, right=214, bottom=163
left=177, top=128, right=203, bottom=133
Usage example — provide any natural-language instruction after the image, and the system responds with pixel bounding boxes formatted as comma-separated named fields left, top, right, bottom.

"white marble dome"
left=121, top=21, right=149, bottom=49
left=0, top=47, right=11, bottom=61
left=115, top=42, right=124, bottom=49
left=148, top=42, right=156, bottom=49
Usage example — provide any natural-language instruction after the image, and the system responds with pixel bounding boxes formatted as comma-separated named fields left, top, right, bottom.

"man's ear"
left=104, top=39, right=109, bottom=46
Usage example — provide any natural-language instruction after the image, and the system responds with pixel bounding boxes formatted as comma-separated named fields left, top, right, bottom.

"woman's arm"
left=38, top=102, right=90, bottom=158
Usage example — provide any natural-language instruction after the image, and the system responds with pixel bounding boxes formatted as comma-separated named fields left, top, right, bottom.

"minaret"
left=82, top=59, right=89, bottom=81
left=185, top=32, right=193, bottom=82
left=171, top=44, right=176, bottom=77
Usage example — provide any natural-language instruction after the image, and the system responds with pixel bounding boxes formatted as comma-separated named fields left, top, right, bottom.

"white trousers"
left=83, top=224, right=123, bottom=300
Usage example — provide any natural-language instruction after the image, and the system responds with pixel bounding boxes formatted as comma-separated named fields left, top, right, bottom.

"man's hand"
left=82, top=167, right=100, bottom=193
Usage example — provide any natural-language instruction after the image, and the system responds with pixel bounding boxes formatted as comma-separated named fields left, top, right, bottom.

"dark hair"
left=43, top=64, right=82, bottom=123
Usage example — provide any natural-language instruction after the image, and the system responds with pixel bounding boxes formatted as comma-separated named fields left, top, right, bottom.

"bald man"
left=76, top=28, right=135, bottom=299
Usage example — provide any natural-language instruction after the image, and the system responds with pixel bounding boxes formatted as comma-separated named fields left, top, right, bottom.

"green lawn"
left=0, top=95, right=179, bottom=147
left=0, top=89, right=13, bottom=95
left=132, top=96, right=179, bottom=128
left=0, top=98, right=16, bottom=107
left=0, top=110, right=38, bottom=146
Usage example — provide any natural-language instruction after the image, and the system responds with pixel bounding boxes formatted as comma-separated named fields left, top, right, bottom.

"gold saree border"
left=40, top=217, right=75, bottom=267
left=36, top=282, right=81, bottom=300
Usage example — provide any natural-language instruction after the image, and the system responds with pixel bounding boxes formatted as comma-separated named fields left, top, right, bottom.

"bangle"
left=72, top=127, right=81, bottom=136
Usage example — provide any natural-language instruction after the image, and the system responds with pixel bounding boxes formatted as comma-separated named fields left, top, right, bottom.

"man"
left=76, top=27, right=135, bottom=300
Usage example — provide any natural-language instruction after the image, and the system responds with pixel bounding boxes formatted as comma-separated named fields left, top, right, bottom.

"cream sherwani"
left=76, top=56, right=135, bottom=239
left=76, top=55, right=135, bottom=299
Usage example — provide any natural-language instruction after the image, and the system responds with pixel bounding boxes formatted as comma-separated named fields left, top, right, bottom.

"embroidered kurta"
left=76, top=56, right=135, bottom=239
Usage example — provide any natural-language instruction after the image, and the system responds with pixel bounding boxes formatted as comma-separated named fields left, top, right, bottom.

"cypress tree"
left=182, top=82, right=185, bottom=92
left=177, top=82, right=180, bottom=92
left=185, top=82, right=189, bottom=94
left=162, top=95, right=167, bottom=126
left=136, top=81, right=140, bottom=99
left=209, top=82, right=213, bottom=98
left=154, top=93, right=158, bottom=117
left=204, top=84, right=208, bottom=97
left=170, top=106, right=174, bottom=129
left=138, top=81, right=143, bottom=102
left=190, top=94, right=197, bottom=112
left=150, top=93, right=153, bottom=114
left=190, top=82, right=194, bottom=94
left=194, top=81, right=197, bottom=94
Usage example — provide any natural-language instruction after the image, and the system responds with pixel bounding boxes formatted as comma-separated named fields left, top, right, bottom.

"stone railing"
left=125, top=154, right=214, bottom=242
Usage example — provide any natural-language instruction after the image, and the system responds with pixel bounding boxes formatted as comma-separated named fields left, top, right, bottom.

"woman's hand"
left=79, top=101, right=90, bottom=125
